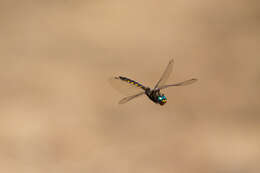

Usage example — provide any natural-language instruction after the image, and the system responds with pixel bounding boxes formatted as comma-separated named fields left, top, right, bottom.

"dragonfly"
left=110, top=59, right=198, bottom=105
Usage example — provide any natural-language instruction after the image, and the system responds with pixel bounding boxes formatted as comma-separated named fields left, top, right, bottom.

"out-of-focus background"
left=0, top=0, right=259, bottom=172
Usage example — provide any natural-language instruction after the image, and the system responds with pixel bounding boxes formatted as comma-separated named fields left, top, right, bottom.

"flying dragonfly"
left=110, top=59, right=198, bottom=105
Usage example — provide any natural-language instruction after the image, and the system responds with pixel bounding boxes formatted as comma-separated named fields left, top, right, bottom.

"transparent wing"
left=158, top=78, right=198, bottom=90
left=109, top=76, right=146, bottom=96
left=154, top=58, right=174, bottom=89
left=119, top=92, right=145, bottom=104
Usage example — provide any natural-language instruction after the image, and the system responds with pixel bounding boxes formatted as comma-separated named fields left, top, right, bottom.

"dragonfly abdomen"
left=117, top=76, right=146, bottom=90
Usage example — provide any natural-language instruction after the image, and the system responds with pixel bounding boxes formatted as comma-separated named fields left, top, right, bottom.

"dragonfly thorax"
left=145, top=88, right=167, bottom=105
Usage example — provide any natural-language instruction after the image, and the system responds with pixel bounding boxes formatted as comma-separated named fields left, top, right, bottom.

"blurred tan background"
left=0, top=0, right=260, bottom=172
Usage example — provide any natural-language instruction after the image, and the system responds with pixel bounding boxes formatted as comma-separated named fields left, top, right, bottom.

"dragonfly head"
left=158, top=95, right=167, bottom=105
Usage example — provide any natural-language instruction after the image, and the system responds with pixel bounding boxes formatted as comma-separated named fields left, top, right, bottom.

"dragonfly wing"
left=109, top=76, right=146, bottom=96
left=119, top=92, right=145, bottom=104
left=158, top=78, right=198, bottom=90
left=154, top=58, right=174, bottom=89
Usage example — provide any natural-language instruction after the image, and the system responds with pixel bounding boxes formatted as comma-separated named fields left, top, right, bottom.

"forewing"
left=118, top=92, right=145, bottom=104
left=158, top=78, right=198, bottom=90
left=109, top=76, right=146, bottom=96
left=154, top=58, right=174, bottom=89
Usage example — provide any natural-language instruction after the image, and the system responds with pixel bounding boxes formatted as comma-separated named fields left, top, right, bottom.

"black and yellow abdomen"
left=117, top=76, right=146, bottom=90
